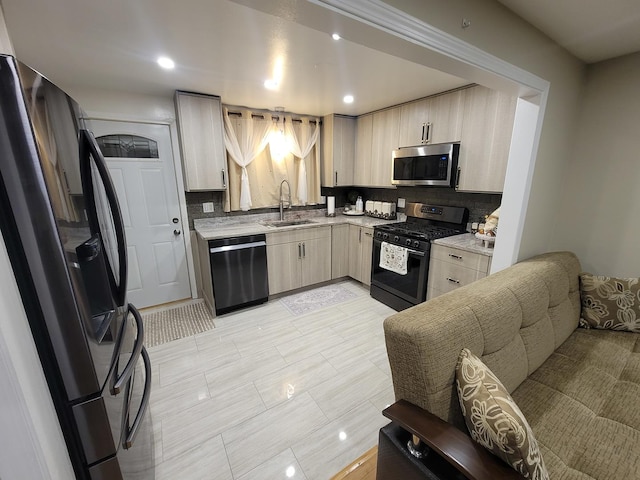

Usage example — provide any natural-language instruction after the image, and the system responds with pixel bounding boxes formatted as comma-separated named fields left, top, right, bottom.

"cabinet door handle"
left=455, top=167, right=461, bottom=189
left=421, top=123, right=426, bottom=143
left=335, top=171, right=338, bottom=186
left=221, top=170, right=226, bottom=188
left=359, top=229, right=362, bottom=243
left=302, top=242, right=306, bottom=258
left=298, top=243, right=302, bottom=259
left=424, top=122, right=432, bottom=144
left=448, top=254, right=462, bottom=260
left=447, top=277, right=461, bottom=284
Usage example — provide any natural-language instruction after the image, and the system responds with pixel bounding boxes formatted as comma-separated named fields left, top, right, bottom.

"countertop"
left=194, top=212, right=404, bottom=240
left=432, top=233, right=495, bottom=256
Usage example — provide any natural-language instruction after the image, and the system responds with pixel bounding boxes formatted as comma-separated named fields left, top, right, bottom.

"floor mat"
left=142, top=301, right=215, bottom=347
left=279, top=284, right=358, bottom=316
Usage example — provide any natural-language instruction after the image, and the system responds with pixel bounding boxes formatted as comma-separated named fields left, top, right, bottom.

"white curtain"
left=223, top=108, right=272, bottom=211
left=284, top=116, right=319, bottom=205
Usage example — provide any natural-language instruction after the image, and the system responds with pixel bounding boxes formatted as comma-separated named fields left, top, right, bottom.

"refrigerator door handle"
left=112, top=304, right=145, bottom=395
left=79, top=129, right=128, bottom=306
left=123, top=346, right=151, bottom=449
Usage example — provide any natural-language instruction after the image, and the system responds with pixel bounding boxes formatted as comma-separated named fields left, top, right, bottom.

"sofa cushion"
left=455, top=348, right=549, bottom=480
left=580, top=273, right=640, bottom=332
left=511, top=329, right=640, bottom=479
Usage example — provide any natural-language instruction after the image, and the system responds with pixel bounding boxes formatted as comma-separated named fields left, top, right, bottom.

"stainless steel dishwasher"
left=208, top=234, right=269, bottom=315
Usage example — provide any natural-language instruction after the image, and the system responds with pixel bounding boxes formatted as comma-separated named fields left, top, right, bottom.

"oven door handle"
left=376, top=239, right=426, bottom=257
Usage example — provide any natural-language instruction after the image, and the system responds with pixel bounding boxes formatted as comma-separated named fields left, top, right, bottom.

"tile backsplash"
left=185, top=187, right=500, bottom=230
left=321, top=186, right=501, bottom=226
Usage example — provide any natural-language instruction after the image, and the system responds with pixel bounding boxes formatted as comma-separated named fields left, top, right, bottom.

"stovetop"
left=373, top=203, right=468, bottom=250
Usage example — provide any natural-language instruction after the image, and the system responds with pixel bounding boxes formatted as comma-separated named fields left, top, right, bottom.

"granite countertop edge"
left=432, top=233, right=495, bottom=257
left=194, top=212, right=405, bottom=240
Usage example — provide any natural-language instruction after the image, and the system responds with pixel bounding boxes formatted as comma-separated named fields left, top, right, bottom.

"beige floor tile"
left=150, top=372, right=211, bottom=418
left=146, top=336, right=198, bottom=366
left=154, top=435, right=232, bottom=480
left=147, top=279, right=396, bottom=479
left=223, top=392, right=328, bottom=478
left=204, top=346, right=288, bottom=393
left=308, top=359, right=391, bottom=421
left=292, top=402, right=389, bottom=480
left=236, top=448, right=307, bottom=480
left=157, top=341, right=240, bottom=387
left=254, top=354, right=339, bottom=408
left=162, top=382, right=265, bottom=461
left=276, top=329, right=345, bottom=364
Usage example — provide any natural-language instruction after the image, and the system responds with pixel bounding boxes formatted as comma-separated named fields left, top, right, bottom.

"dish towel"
left=379, top=241, right=409, bottom=275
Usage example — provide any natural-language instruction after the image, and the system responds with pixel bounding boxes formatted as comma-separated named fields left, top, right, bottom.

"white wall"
left=0, top=4, right=75, bottom=478
left=550, top=52, right=640, bottom=276
left=385, top=0, right=586, bottom=262
left=0, top=235, right=75, bottom=479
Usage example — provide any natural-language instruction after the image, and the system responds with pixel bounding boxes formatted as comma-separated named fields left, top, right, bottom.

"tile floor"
left=147, top=280, right=397, bottom=480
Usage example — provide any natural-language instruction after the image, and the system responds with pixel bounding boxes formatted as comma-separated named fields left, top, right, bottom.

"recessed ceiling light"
left=332, top=33, right=341, bottom=40
left=157, top=56, right=175, bottom=70
left=264, top=79, right=279, bottom=90
left=343, top=95, right=354, bottom=104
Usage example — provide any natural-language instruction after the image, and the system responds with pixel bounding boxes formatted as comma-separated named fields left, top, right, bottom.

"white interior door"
left=89, top=119, right=190, bottom=308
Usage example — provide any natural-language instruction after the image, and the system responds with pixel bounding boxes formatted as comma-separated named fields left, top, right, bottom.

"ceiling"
left=496, top=0, right=640, bottom=63
left=2, top=0, right=639, bottom=117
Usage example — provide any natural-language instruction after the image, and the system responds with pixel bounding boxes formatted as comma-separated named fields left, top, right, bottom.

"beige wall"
left=550, top=52, right=640, bottom=276
left=385, top=0, right=586, bottom=261
left=0, top=1, right=13, bottom=55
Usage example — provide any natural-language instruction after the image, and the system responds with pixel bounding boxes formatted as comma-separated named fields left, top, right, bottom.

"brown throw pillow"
left=579, top=273, right=640, bottom=332
left=455, top=348, right=549, bottom=480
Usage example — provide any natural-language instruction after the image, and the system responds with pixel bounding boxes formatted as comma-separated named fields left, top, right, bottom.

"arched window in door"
left=95, top=134, right=159, bottom=159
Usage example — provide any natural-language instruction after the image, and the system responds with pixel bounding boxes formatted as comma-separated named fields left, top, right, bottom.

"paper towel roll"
left=327, top=196, right=335, bottom=215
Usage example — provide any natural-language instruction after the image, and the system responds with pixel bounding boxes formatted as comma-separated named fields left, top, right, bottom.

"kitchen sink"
left=264, top=219, right=316, bottom=228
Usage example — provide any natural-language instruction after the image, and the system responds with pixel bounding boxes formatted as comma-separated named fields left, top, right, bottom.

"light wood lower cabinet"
left=266, top=226, right=332, bottom=295
left=427, top=244, right=491, bottom=300
left=348, top=225, right=374, bottom=285
left=331, top=224, right=349, bottom=279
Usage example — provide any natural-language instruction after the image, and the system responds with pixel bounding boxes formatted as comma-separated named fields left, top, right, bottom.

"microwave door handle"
left=79, top=129, right=128, bottom=305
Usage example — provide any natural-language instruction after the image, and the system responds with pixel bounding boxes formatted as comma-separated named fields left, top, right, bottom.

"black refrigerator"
left=0, top=54, right=154, bottom=479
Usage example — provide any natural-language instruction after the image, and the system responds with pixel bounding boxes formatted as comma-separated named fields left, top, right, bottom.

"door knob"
left=173, top=229, right=181, bottom=236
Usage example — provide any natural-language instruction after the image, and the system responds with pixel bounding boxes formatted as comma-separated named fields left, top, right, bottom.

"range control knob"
left=376, top=231, right=382, bottom=238
left=405, top=238, right=412, bottom=246
left=382, top=233, right=389, bottom=240
left=394, top=235, right=400, bottom=242
left=414, top=241, right=420, bottom=248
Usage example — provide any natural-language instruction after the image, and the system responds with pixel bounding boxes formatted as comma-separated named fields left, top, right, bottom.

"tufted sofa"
left=379, top=251, right=640, bottom=479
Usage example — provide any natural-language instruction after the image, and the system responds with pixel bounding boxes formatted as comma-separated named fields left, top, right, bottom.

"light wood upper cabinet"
left=354, top=114, right=373, bottom=186
left=398, top=90, right=465, bottom=147
left=457, top=85, right=517, bottom=193
left=321, top=114, right=356, bottom=187
left=371, top=108, right=401, bottom=187
left=398, top=98, right=430, bottom=147
left=429, top=89, right=465, bottom=144
left=174, top=91, right=227, bottom=191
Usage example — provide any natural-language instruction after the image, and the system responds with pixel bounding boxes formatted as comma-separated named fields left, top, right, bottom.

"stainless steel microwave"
left=391, top=143, right=460, bottom=187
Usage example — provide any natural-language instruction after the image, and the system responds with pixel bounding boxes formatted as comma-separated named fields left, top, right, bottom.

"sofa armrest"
left=382, top=400, right=525, bottom=480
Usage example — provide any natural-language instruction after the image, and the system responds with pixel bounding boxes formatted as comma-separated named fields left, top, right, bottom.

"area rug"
left=142, top=301, right=215, bottom=347
left=279, top=284, right=358, bottom=316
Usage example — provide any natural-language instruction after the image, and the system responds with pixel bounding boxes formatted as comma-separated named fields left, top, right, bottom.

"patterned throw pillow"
left=455, top=348, right=549, bottom=480
left=579, top=273, right=640, bottom=332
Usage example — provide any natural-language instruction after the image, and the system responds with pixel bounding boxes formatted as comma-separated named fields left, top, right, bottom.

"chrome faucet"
left=279, top=179, right=291, bottom=221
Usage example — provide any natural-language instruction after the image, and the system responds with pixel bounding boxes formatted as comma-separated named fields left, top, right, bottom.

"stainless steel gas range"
left=370, top=203, right=468, bottom=311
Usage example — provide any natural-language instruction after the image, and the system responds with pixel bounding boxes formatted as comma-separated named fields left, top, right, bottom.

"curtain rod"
left=226, top=111, right=318, bottom=125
